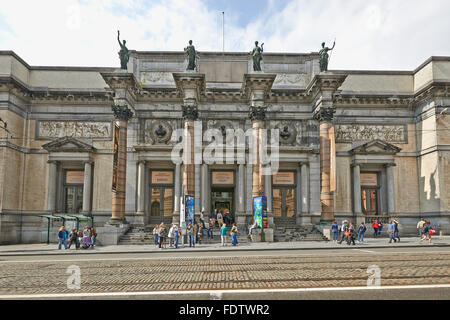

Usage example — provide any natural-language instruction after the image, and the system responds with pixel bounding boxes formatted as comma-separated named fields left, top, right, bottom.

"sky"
left=0, top=0, right=449, bottom=70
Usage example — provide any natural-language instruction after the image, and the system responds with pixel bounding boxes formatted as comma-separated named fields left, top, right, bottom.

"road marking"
left=0, top=284, right=449, bottom=299
left=353, top=249, right=376, bottom=253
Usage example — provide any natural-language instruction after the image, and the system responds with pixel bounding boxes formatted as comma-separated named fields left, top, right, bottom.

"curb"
left=0, top=243, right=449, bottom=257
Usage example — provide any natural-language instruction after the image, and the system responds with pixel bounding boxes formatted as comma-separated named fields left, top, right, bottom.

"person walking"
left=211, top=209, right=217, bottom=225
left=217, top=211, right=224, bottom=228
left=421, top=220, right=433, bottom=244
left=357, top=222, right=367, bottom=243
left=196, top=222, right=203, bottom=245
left=168, top=224, right=175, bottom=248
left=89, top=227, right=97, bottom=248
left=68, top=229, right=79, bottom=250
left=372, top=220, right=380, bottom=238
left=231, top=223, right=239, bottom=246
left=393, top=220, right=400, bottom=242
left=338, top=221, right=348, bottom=244
left=388, top=220, right=397, bottom=243
left=152, top=224, right=159, bottom=245
left=417, top=218, right=426, bottom=238
left=248, top=219, right=257, bottom=241
left=200, top=211, right=206, bottom=229
left=187, top=223, right=195, bottom=247
left=57, top=226, right=68, bottom=250
left=220, top=223, right=227, bottom=247
left=158, top=223, right=167, bottom=249
left=331, top=220, right=339, bottom=242
left=173, top=225, right=180, bottom=249
left=347, top=222, right=356, bottom=245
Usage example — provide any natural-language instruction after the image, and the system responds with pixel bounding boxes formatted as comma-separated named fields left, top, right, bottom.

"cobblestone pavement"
left=1, top=252, right=450, bottom=295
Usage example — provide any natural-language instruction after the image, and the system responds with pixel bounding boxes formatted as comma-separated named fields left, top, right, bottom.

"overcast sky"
left=0, top=0, right=449, bottom=70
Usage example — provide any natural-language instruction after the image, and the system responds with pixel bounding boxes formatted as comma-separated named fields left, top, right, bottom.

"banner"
left=185, top=195, right=195, bottom=225
left=253, top=196, right=267, bottom=229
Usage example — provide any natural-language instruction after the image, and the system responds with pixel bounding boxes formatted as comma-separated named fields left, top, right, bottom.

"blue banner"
left=185, top=195, right=195, bottom=225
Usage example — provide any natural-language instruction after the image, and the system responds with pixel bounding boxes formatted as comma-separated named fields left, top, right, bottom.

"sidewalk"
left=1, top=236, right=449, bottom=256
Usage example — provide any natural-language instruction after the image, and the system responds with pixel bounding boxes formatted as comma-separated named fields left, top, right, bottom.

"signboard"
left=361, top=173, right=378, bottom=186
left=112, top=123, right=119, bottom=191
left=212, top=171, right=234, bottom=185
left=253, top=196, right=267, bottom=229
left=151, top=171, right=173, bottom=185
left=66, top=171, right=84, bottom=184
left=273, top=172, right=295, bottom=185
left=185, top=195, right=195, bottom=225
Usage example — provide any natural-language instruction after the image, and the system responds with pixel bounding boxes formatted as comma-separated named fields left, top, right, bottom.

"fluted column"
left=136, top=161, right=145, bottom=215
left=82, top=161, right=92, bottom=214
left=173, top=163, right=181, bottom=224
left=201, top=164, right=208, bottom=212
left=386, top=163, right=396, bottom=215
left=47, top=160, right=57, bottom=213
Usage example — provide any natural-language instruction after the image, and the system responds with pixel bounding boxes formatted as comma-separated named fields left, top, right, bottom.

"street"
left=0, top=246, right=449, bottom=299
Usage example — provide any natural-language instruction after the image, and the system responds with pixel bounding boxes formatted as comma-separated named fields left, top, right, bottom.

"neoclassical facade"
left=0, top=50, right=449, bottom=244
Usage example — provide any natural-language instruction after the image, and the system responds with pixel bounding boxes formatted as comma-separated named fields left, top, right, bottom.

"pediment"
left=42, top=136, right=96, bottom=152
left=350, top=139, right=401, bottom=155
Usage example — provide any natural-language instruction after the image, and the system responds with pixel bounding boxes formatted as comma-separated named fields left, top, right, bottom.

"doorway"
left=211, top=188, right=235, bottom=224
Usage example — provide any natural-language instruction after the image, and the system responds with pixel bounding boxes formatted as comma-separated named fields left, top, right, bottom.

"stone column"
left=386, top=163, right=396, bottom=215
left=136, top=161, right=145, bottom=216
left=352, top=164, right=364, bottom=224
left=201, top=164, right=208, bottom=212
left=47, top=160, right=57, bottom=213
left=82, top=161, right=92, bottom=214
left=264, top=173, right=273, bottom=226
left=318, top=116, right=334, bottom=222
left=172, top=163, right=181, bottom=224
left=194, top=164, right=201, bottom=219
left=298, top=162, right=311, bottom=225
left=237, top=164, right=245, bottom=214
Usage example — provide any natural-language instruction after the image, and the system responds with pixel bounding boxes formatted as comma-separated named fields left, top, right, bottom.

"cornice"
left=241, top=73, right=277, bottom=100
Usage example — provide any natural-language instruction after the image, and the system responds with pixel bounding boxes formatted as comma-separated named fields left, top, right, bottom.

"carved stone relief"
left=335, top=125, right=407, bottom=143
left=38, top=121, right=111, bottom=139
left=140, top=72, right=175, bottom=86
left=144, top=119, right=176, bottom=144
left=273, top=73, right=309, bottom=87
left=269, top=120, right=319, bottom=147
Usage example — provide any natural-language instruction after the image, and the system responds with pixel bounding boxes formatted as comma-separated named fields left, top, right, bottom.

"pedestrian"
left=421, top=220, right=434, bottom=244
left=168, top=224, right=175, bottom=248
left=174, top=225, right=180, bottom=249
left=68, top=229, right=79, bottom=250
left=207, top=218, right=214, bottom=240
left=81, top=226, right=91, bottom=249
left=187, top=223, right=195, bottom=247
left=223, top=210, right=229, bottom=226
left=158, top=222, right=167, bottom=249
left=90, top=227, right=97, bottom=248
left=331, top=220, right=338, bottom=242
left=347, top=222, right=356, bottom=245
left=338, top=220, right=348, bottom=244
left=357, top=222, right=367, bottom=243
left=372, top=220, right=380, bottom=237
left=211, top=209, right=217, bottom=224
left=197, top=222, right=203, bottom=244
left=217, top=210, right=223, bottom=228
left=152, top=224, right=159, bottom=245
left=388, top=220, right=397, bottom=243
left=417, top=218, right=425, bottom=238
left=231, top=223, right=238, bottom=246
left=393, top=220, right=400, bottom=242
left=378, top=218, right=384, bottom=236
left=57, top=226, right=68, bottom=250
left=220, top=223, right=227, bottom=246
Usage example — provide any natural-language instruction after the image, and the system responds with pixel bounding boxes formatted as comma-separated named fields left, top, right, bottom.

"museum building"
left=0, top=49, right=449, bottom=244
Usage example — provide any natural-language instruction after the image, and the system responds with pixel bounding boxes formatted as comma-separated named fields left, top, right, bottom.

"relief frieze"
left=335, top=124, right=407, bottom=143
left=38, top=121, right=112, bottom=139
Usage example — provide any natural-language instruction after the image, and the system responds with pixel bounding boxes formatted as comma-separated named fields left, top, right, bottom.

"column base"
left=296, top=215, right=313, bottom=226
left=172, top=212, right=180, bottom=225
left=252, top=228, right=274, bottom=242
left=134, top=213, right=145, bottom=226
left=355, top=215, right=365, bottom=225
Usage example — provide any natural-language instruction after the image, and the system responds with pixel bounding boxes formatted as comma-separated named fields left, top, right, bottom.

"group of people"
left=331, top=218, right=436, bottom=245
left=150, top=209, right=241, bottom=249
left=57, top=225, right=97, bottom=250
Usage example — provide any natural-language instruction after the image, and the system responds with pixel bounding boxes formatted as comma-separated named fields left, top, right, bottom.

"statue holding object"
left=319, top=41, right=335, bottom=72
left=184, top=40, right=197, bottom=71
left=117, top=30, right=130, bottom=70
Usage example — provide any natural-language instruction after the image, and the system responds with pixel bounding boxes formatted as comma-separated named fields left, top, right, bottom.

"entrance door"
left=273, top=187, right=295, bottom=218
left=211, top=188, right=234, bottom=224
left=64, top=170, right=84, bottom=214
left=149, top=187, right=173, bottom=225
left=361, top=188, right=378, bottom=215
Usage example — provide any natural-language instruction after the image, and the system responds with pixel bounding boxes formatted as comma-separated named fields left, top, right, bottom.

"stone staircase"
left=118, top=225, right=249, bottom=245
left=273, top=218, right=329, bottom=242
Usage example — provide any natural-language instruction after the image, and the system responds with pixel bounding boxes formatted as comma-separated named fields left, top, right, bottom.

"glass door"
left=361, top=188, right=378, bottom=215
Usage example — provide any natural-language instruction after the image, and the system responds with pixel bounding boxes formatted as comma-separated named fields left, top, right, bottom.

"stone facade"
left=0, top=49, right=449, bottom=244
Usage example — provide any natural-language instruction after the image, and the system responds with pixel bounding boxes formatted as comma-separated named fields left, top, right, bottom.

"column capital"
left=249, top=106, right=267, bottom=121
left=351, top=163, right=361, bottom=168
left=182, top=105, right=199, bottom=121
left=299, top=161, right=309, bottom=167
left=137, top=160, right=146, bottom=165
left=83, top=160, right=94, bottom=165
left=112, top=104, right=134, bottom=121
left=313, top=106, right=336, bottom=123
left=47, top=160, right=58, bottom=164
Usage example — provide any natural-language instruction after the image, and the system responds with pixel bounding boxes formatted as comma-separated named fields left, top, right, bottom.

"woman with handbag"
left=231, top=223, right=238, bottom=246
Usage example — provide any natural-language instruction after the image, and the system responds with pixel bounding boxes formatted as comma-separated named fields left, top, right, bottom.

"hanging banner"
left=185, top=195, right=195, bottom=225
